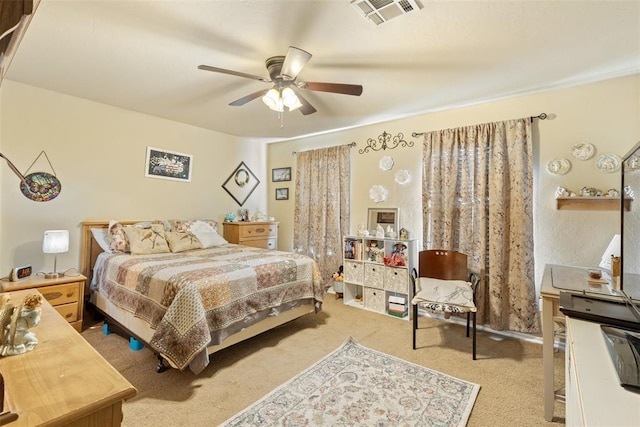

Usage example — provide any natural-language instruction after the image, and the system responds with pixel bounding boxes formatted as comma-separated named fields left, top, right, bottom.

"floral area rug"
left=220, top=337, right=480, bottom=426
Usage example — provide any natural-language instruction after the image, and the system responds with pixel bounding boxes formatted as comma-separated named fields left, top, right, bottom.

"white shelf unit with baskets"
left=342, top=235, right=417, bottom=319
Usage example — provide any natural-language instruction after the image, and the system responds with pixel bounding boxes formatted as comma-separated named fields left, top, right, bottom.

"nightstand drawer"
left=239, top=224, right=277, bottom=238
left=54, top=302, right=79, bottom=322
left=39, top=282, right=80, bottom=306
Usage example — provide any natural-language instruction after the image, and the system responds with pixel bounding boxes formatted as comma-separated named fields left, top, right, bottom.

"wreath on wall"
left=234, top=168, right=250, bottom=187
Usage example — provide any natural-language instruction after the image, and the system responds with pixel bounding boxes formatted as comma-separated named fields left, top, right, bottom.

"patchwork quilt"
left=94, top=244, right=324, bottom=373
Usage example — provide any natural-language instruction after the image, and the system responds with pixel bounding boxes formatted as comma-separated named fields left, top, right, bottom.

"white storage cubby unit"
left=342, top=235, right=417, bottom=319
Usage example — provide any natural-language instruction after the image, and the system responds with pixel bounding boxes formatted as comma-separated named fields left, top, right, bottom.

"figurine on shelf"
left=399, top=228, right=409, bottom=240
left=375, top=224, right=385, bottom=238
left=0, top=293, right=43, bottom=357
left=366, top=241, right=384, bottom=263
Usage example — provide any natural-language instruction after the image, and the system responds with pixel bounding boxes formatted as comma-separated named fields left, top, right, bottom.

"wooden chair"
left=411, top=249, right=479, bottom=360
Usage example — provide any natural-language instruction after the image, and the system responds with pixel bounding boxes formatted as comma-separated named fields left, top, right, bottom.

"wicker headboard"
left=80, top=220, right=140, bottom=293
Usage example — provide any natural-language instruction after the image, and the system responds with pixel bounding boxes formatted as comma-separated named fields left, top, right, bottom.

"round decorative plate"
left=546, top=158, right=571, bottom=175
left=595, top=154, right=621, bottom=173
left=570, top=142, right=596, bottom=161
left=624, top=155, right=640, bottom=172
left=394, top=169, right=410, bottom=185
left=379, top=156, right=394, bottom=171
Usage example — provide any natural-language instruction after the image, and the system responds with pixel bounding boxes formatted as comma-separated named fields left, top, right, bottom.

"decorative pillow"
left=170, top=219, right=219, bottom=233
left=411, top=277, right=476, bottom=313
left=188, top=220, right=228, bottom=248
left=91, top=228, right=112, bottom=253
left=108, top=220, right=130, bottom=253
left=108, top=220, right=170, bottom=253
left=123, top=223, right=171, bottom=255
left=165, top=230, right=203, bottom=253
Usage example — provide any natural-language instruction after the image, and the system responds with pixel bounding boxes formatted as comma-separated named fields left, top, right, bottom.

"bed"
left=80, top=220, right=324, bottom=374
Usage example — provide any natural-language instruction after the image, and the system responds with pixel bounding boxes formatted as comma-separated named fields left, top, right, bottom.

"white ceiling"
left=6, top=0, right=640, bottom=143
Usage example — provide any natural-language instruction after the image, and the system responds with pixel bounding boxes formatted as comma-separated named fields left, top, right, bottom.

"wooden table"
left=539, top=264, right=621, bottom=421
left=0, top=289, right=137, bottom=426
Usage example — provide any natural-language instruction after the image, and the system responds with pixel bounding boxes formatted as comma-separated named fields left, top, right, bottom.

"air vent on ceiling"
left=351, top=0, right=423, bottom=26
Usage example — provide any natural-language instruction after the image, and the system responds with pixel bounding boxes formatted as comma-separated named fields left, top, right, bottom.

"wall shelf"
left=556, top=197, right=632, bottom=211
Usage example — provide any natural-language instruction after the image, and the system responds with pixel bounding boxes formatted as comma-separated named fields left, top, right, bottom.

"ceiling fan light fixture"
left=282, top=87, right=302, bottom=111
left=262, top=88, right=284, bottom=112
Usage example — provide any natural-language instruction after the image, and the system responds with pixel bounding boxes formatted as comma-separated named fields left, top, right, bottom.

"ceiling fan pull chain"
left=280, top=111, right=284, bottom=129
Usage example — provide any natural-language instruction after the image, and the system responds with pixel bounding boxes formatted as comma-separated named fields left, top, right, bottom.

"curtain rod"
left=411, top=113, right=549, bottom=138
left=292, top=141, right=356, bottom=156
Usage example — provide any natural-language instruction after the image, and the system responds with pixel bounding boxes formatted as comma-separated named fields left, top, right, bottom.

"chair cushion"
left=412, top=277, right=477, bottom=313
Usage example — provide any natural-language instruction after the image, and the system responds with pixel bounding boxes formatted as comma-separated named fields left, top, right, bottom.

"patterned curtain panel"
left=294, top=145, right=350, bottom=288
left=422, top=118, right=539, bottom=333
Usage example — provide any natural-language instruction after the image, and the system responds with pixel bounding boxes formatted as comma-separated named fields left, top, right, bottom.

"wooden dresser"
left=0, top=289, right=137, bottom=426
left=0, top=274, right=86, bottom=332
left=223, top=221, right=278, bottom=250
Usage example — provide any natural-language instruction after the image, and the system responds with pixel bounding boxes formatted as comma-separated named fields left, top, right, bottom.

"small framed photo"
left=275, top=187, right=289, bottom=200
left=272, top=167, right=291, bottom=182
left=145, top=146, right=192, bottom=182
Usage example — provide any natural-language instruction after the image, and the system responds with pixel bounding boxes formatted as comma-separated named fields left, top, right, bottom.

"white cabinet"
left=342, top=236, right=416, bottom=319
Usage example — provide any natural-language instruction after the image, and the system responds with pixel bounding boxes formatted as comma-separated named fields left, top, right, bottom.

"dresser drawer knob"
left=67, top=292, right=74, bottom=298
left=65, top=312, right=73, bottom=319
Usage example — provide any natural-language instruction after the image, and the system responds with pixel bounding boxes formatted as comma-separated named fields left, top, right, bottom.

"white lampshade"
left=43, top=230, right=69, bottom=254
left=599, top=234, right=621, bottom=270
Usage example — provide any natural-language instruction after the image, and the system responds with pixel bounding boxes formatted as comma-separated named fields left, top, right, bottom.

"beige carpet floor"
left=81, top=295, right=566, bottom=426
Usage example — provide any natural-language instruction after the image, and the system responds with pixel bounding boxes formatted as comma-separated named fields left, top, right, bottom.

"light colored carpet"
left=220, top=337, right=480, bottom=426
left=81, top=295, right=566, bottom=426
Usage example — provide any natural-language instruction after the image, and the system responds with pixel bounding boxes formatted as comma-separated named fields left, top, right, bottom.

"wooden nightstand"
left=223, top=221, right=278, bottom=250
left=0, top=274, right=87, bottom=332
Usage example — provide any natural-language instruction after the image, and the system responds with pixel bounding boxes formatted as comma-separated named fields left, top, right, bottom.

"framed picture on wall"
left=367, top=207, right=399, bottom=234
left=275, top=187, right=289, bottom=200
left=272, top=167, right=291, bottom=182
left=145, top=146, right=192, bottom=182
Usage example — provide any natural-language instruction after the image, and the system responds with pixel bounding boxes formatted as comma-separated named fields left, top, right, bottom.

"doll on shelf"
left=384, top=242, right=407, bottom=267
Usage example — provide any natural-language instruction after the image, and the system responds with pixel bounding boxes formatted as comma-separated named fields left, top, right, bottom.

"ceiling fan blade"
left=198, top=65, right=271, bottom=83
left=299, top=81, right=363, bottom=96
left=281, top=46, right=312, bottom=80
left=229, top=89, right=269, bottom=106
left=293, top=91, right=317, bottom=115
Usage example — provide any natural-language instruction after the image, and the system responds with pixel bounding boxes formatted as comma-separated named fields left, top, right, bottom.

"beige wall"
left=267, top=74, right=640, bottom=286
left=2, top=75, right=638, bottom=288
left=0, top=81, right=268, bottom=275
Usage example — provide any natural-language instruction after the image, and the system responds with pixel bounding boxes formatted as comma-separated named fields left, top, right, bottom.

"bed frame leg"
left=155, top=355, right=168, bottom=373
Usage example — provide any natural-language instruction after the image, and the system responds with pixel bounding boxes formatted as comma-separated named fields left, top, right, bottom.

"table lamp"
left=43, top=230, right=69, bottom=279
left=598, top=234, right=621, bottom=271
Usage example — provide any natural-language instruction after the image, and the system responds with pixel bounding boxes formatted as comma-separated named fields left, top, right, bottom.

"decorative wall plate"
left=546, top=158, right=571, bottom=175
left=624, top=155, right=640, bottom=172
left=394, top=169, right=410, bottom=185
left=595, top=154, right=621, bottom=173
left=379, top=156, right=394, bottom=171
left=570, top=143, right=596, bottom=161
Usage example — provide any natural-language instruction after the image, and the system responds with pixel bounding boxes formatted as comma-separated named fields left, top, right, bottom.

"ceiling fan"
left=198, top=46, right=363, bottom=115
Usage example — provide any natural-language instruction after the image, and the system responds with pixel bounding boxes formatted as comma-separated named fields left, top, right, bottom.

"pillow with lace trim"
left=411, top=277, right=476, bottom=313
